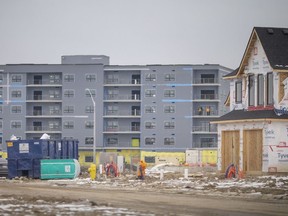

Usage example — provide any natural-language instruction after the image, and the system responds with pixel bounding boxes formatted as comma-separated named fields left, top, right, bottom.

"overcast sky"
left=0, top=0, right=288, bottom=69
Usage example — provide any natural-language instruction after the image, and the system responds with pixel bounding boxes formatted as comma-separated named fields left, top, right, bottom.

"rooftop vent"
left=267, top=28, right=274, bottom=34
left=282, top=29, right=288, bottom=35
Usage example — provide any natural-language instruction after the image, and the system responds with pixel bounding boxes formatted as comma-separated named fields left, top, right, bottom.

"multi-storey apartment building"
left=0, top=55, right=231, bottom=164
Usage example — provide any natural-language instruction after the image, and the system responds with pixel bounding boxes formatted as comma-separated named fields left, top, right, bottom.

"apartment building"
left=0, top=55, right=231, bottom=164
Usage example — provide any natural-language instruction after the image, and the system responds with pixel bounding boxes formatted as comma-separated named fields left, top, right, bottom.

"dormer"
left=224, top=27, right=288, bottom=113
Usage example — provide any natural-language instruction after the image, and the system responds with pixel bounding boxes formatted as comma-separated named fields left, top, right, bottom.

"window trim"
left=257, top=74, right=264, bottom=106
left=235, top=81, right=242, bottom=104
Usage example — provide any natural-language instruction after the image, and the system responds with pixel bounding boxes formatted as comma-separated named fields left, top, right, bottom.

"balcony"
left=192, top=125, right=217, bottom=134
left=103, top=125, right=141, bottom=134
left=104, top=78, right=141, bottom=86
left=25, top=126, right=62, bottom=133
left=104, top=94, right=141, bottom=102
left=26, top=79, right=62, bottom=87
left=26, top=94, right=62, bottom=102
left=193, top=110, right=219, bottom=117
left=104, top=110, right=141, bottom=118
left=26, top=110, right=62, bottom=118
left=193, top=94, right=219, bottom=102
left=193, top=78, right=219, bottom=86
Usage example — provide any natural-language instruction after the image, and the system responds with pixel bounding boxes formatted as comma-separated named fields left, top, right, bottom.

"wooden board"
left=221, top=130, right=240, bottom=172
left=243, top=129, right=263, bottom=173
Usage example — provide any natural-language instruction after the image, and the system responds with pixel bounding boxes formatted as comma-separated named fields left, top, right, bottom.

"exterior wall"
left=217, top=121, right=288, bottom=173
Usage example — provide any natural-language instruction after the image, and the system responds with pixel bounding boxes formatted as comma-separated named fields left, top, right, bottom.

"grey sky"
left=0, top=0, right=287, bottom=69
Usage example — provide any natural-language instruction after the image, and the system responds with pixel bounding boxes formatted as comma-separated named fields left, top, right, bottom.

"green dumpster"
left=40, top=159, right=80, bottom=180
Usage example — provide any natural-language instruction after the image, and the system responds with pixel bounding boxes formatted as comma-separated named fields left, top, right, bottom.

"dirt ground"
left=0, top=172, right=288, bottom=215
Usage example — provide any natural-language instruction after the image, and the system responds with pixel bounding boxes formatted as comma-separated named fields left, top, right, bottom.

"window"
left=49, top=106, right=60, bottom=115
left=267, top=73, right=273, bottom=105
left=86, top=89, right=96, bottom=97
left=11, top=105, right=21, bottom=114
left=107, top=121, right=118, bottom=131
left=0, top=74, right=3, bottom=83
left=86, top=74, right=96, bottom=82
left=248, top=75, right=255, bottom=106
left=164, top=105, right=175, bottom=113
left=11, top=90, right=21, bottom=98
left=85, top=156, right=93, bottom=162
left=258, top=74, right=264, bottom=105
left=145, top=121, right=156, bottom=129
left=0, top=120, right=2, bottom=129
left=64, top=74, right=75, bottom=82
left=11, top=121, right=21, bottom=129
left=165, top=74, right=175, bottom=81
left=63, top=121, right=74, bottom=129
left=144, top=156, right=155, bottom=163
left=49, top=90, right=60, bottom=98
left=235, top=81, right=242, bottom=103
left=145, top=89, right=156, bottom=97
left=85, top=121, right=94, bottom=129
left=164, top=90, right=175, bottom=97
left=49, top=121, right=60, bottom=129
left=145, top=137, right=156, bottom=145
left=200, top=137, right=215, bottom=147
left=0, top=106, right=2, bottom=114
left=107, top=138, right=118, bottom=145
left=145, top=73, right=156, bottom=81
left=201, top=74, right=215, bottom=83
left=201, top=90, right=215, bottom=99
left=49, top=74, right=61, bottom=84
left=11, top=75, right=22, bottom=83
left=0, top=90, right=2, bottom=99
left=164, top=121, right=175, bottom=129
left=145, top=105, right=156, bottom=113
left=85, top=106, right=94, bottom=113
left=164, top=137, right=175, bottom=145
left=85, top=137, right=93, bottom=145
left=64, top=90, right=74, bottom=98
left=63, top=106, right=74, bottom=113
left=107, top=89, right=118, bottom=99
left=106, top=105, right=118, bottom=115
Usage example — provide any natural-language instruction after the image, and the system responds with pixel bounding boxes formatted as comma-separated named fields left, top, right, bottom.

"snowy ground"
left=0, top=169, right=288, bottom=215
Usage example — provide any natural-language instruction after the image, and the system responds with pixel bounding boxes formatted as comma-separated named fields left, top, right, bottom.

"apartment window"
left=145, top=73, right=156, bottom=81
left=107, top=121, right=118, bottom=131
left=49, top=74, right=61, bottom=84
left=165, top=73, right=175, bottom=81
left=107, top=105, right=118, bottom=114
left=0, top=90, right=2, bottom=99
left=63, top=121, right=74, bottom=129
left=201, top=74, right=215, bottom=83
left=145, top=137, right=156, bottom=145
left=49, top=106, right=60, bottom=115
left=200, top=137, right=215, bottom=147
left=85, top=121, right=94, bottom=129
left=145, top=105, right=156, bottom=113
left=86, top=89, right=96, bottom=97
left=106, top=74, right=118, bottom=84
left=64, top=74, right=75, bottom=82
left=11, top=105, right=21, bottom=114
left=164, top=137, right=175, bottom=145
left=11, top=121, right=21, bottom=129
left=85, top=137, right=94, bottom=145
left=164, top=121, right=175, bottom=129
left=0, top=120, right=2, bottom=129
left=0, top=106, right=2, bottom=114
left=235, top=81, right=242, bottom=103
left=0, top=74, right=3, bottom=83
left=49, top=121, right=60, bottom=129
left=85, top=106, right=94, bottom=113
left=11, top=75, right=22, bottom=83
left=258, top=74, right=264, bottom=106
left=64, top=90, right=74, bottom=98
left=164, top=105, right=175, bottom=113
left=107, top=89, right=118, bottom=99
left=164, top=89, right=175, bottom=97
left=63, top=106, right=74, bottom=113
left=145, top=121, right=156, bottom=129
left=49, top=90, right=60, bottom=98
left=248, top=75, right=255, bottom=106
left=145, top=89, right=156, bottom=97
left=107, top=138, right=118, bottom=145
left=267, top=72, right=273, bottom=105
left=11, top=90, right=21, bottom=98
left=201, top=90, right=215, bottom=99
left=86, top=74, right=96, bottom=82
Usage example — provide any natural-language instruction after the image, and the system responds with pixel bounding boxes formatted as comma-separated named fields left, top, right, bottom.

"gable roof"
left=211, top=109, right=288, bottom=124
left=224, top=27, right=288, bottom=79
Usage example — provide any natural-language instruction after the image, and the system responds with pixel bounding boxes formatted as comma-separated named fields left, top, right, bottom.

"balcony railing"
left=105, top=78, right=141, bottom=85
left=194, top=94, right=219, bottom=100
left=193, top=78, right=218, bottom=84
left=26, top=110, right=62, bottom=116
left=104, top=110, right=141, bottom=116
left=27, top=79, right=62, bottom=85
left=27, top=95, right=62, bottom=101
left=194, top=110, right=219, bottom=116
left=192, top=126, right=217, bottom=132
left=104, top=94, right=141, bottom=101
left=104, top=126, right=140, bottom=132
left=26, top=126, right=62, bottom=132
